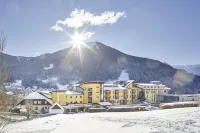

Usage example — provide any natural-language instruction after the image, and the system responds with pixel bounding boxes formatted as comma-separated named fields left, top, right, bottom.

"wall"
left=80, top=82, right=102, bottom=104
left=66, top=94, right=83, bottom=104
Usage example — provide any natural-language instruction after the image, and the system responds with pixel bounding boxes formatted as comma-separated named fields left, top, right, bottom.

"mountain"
left=2, top=42, right=200, bottom=93
left=174, top=65, right=200, bottom=76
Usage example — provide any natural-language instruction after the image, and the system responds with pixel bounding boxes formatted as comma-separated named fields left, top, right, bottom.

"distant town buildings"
left=16, top=80, right=175, bottom=114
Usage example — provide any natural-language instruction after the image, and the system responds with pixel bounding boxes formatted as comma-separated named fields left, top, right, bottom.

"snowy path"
left=5, top=107, right=200, bottom=133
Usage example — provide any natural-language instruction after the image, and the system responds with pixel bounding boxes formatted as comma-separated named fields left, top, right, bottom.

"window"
left=34, top=101, right=37, bottom=104
left=96, top=92, right=99, bottom=93
left=113, top=96, right=114, bottom=98
left=38, top=101, right=41, bottom=104
left=45, top=107, right=47, bottom=109
left=80, top=96, right=82, bottom=98
left=71, top=96, right=72, bottom=98
left=35, top=106, right=38, bottom=110
left=130, top=96, right=131, bottom=98
left=45, top=101, right=47, bottom=104
left=113, top=91, right=114, bottom=94
left=76, top=96, right=77, bottom=98
left=80, top=101, right=82, bottom=103
left=96, top=86, right=99, bottom=88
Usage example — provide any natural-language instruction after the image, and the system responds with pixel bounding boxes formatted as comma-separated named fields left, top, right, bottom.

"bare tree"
left=0, top=30, right=11, bottom=133
left=0, top=30, right=9, bottom=90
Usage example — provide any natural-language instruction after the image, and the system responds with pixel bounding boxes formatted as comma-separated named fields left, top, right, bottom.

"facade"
left=79, top=81, right=104, bottom=104
left=49, top=103, right=65, bottom=114
left=51, top=90, right=84, bottom=106
left=136, top=81, right=171, bottom=104
left=103, top=81, right=141, bottom=105
left=17, top=91, right=53, bottom=113
left=156, top=94, right=200, bottom=105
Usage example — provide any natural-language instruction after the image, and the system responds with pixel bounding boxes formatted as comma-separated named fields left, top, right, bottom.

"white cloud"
left=82, top=32, right=95, bottom=40
left=51, top=8, right=126, bottom=30
left=50, top=23, right=63, bottom=31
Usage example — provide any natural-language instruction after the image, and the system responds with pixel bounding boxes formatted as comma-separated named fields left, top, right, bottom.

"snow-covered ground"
left=44, top=64, right=54, bottom=70
left=4, top=107, right=200, bottom=133
left=107, top=69, right=129, bottom=83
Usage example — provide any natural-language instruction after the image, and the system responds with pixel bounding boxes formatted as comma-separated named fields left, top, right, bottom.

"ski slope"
left=5, top=107, right=200, bottom=133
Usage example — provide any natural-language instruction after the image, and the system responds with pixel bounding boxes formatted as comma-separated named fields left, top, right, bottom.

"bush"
left=160, top=102, right=199, bottom=109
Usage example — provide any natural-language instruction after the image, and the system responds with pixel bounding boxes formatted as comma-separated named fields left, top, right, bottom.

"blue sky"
left=0, top=0, right=200, bottom=65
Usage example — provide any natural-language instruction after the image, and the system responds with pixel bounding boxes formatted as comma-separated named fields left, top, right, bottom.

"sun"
left=70, top=32, right=86, bottom=47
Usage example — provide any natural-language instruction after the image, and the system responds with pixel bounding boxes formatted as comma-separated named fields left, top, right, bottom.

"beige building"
left=136, top=81, right=171, bottom=104
left=103, top=81, right=140, bottom=105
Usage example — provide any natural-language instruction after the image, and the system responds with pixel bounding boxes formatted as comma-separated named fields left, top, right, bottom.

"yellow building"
left=50, top=90, right=83, bottom=106
left=79, top=81, right=104, bottom=104
left=136, top=81, right=171, bottom=104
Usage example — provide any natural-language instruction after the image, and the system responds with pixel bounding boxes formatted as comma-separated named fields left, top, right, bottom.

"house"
left=17, top=91, right=53, bottom=113
left=49, top=103, right=64, bottom=114
left=156, top=94, right=200, bottom=105
left=136, top=81, right=171, bottom=104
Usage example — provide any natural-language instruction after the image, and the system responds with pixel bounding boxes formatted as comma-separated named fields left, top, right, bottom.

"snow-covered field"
left=4, top=107, right=200, bottom=133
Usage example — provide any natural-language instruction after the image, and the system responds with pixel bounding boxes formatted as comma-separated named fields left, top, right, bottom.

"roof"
left=104, top=85, right=127, bottom=90
left=66, top=91, right=82, bottom=95
left=23, top=92, right=53, bottom=105
left=124, top=80, right=134, bottom=88
left=80, top=81, right=104, bottom=85
left=62, top=104, right=78, bottom=109
left=97, top=102, right=112, bottom=106
left=50, top=103, right=64, bottom=110
left=143, top=87, right=171, bottom=90
left=51, top=90, right=67, bottom=92
left=157, top=93, right=199, bottom=97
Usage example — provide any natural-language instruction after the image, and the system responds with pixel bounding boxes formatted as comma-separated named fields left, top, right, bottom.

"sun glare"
left=70, top=33, right=86, bottom=46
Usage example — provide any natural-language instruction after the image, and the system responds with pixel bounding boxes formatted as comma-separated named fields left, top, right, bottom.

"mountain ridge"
left=174, top=64, right=200, bottom=76
left=2, top=42, right=200, bottom=93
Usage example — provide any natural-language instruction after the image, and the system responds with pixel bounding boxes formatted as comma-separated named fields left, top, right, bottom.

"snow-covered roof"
left=143, top=87, right=171, bottom=90
left=24, top=92, right=53, bottom=105
left=98, top=102, right=112, bottom=106
left=104, top=85, right=127, bottom=90
left=66, top=91, right=82, bottom=95
left=157, top=94, right=199, bottom=97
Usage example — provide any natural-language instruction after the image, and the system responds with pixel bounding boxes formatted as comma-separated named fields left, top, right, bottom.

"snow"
left=22, top=92, right=53, bottom=105
left=161, top=101, right=198, bottom=106
left=12, top=80, right=22, bottom=87
left=118, top=70, right=129, bottom=81
left=107, top=70, right=129, bottom=83
left=98, top=102, right=112, bottom=106
left=44, top=64, right=54, bottom=70
left=41, top=77, right=69, bottom=90
left=6, top=91, right=14, bottom=95
left=5, top=107, right=200, bottom=133
left=66, top=91, right=82, bottom=95
left=104, top=85, right=126, bottom=90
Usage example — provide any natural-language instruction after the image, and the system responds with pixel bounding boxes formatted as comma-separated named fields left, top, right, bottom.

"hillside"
left=2, top=42, right=200, bottom=93
left=174, top=65, right=200, bottom=76
left=5, top=107, right=200, bottom=133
